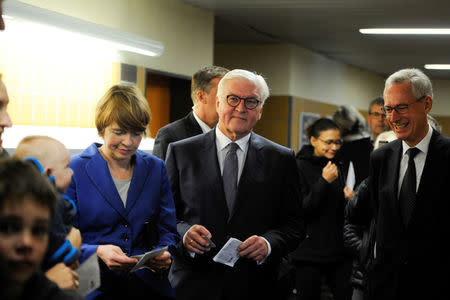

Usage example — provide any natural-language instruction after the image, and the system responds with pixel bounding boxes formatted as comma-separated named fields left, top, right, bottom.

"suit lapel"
left=85, top=150, right=127, bottom=219
left=124, top=153, right=148, bottom=215
left=412, top=130, right=438, bottom=224
left=186, top=111, right=203, bottom=136
left=201, top=130, right=230, bottom=222
left=387, top=141, right=403, bottom=213
left=229, top=132, right=264, bottom=222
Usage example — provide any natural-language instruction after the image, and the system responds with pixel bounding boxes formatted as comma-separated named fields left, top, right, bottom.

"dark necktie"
left=399, top=147, right=420, bottom=226
left=223, top=143, right=239, bottom=213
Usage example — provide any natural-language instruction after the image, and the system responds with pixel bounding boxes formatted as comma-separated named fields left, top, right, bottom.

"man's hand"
left=344, top=186, right=355, bottom=200
left=237, top=235, right=268, bottom=262
left=45, top=262, right=79, bottom=291
left=96, top=244, right=138, bottom=272
left=145, top=250, right=172, bottom=272
left=184, top=225, right=213, bottom=254
left=322, top=161, right=338, bottom=183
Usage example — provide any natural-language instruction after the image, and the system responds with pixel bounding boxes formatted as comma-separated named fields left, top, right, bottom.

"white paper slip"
left=212, top=237, right=242, bottom=267
left=75, top=253, right=101, bottom=297
left=130, top=246, right=168, bottom=272
left=346, top=161, right=356, bottom=190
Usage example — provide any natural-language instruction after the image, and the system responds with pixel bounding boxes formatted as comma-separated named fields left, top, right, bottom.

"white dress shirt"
left=397, top=124, right=433, bottom=196
left=192, top=109, right=213, bottom=134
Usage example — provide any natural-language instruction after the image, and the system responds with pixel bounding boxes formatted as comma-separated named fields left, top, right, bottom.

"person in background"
left=0, top=74, right=12, bottom=157
left=66, top=84, right=179, bottom=300
left=333, top=105, right=372, bottom=188
left=343, top=130, right=397, bottom=300
left=14, top=136, right=81, bottom=291
left=0, top=158, right=82, bottom=300
left=166, top=69, right=304, bottom=300
left=152, top=66, right=229, bottom=160
left=289, top=117, right=353, bottom=300
left=366, top=97, right=390, bottom=142
left=352, top=68, right=450, bottom=300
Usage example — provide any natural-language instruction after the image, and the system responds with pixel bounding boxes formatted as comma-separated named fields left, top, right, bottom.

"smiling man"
left=165, top=69, right=304, bottom=300
left=357, top=68, right=450, bottom=300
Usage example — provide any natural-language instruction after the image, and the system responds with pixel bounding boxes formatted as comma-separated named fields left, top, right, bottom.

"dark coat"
left=165, top=130, right=305, bottom=300
left=354, top=130, right=450, bottom=300
left=336, top=137, right=373, bottom=187
left=290, top=145, right=348, bottom=263
left=152, top=111, right=202, bottom=160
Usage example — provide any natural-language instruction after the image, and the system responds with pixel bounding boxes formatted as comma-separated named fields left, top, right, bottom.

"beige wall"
left=20, top=0, right=214, bottom=77
left=215, top=43, right=385, bottom=111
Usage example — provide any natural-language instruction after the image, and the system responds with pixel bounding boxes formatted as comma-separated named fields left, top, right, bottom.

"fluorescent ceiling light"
left=424, top=64, right=450, bottom=70
left=3, top=0, right=164, bottom=57
left=360, top=28, right=450, bottom=35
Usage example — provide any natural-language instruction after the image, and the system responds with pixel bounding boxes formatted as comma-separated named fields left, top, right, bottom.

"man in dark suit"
left=152, top=66, right=229, bottom=160
left=353, top=68, right=450, bottom=300
left=165, top=69, right=305, bottom=300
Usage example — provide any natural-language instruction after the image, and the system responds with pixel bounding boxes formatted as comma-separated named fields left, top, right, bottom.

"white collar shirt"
left=192, top=108, right=213, bottom=134
left=398, top=124, right=433, bottom=195
left=215, top=126, right=250, bottom=183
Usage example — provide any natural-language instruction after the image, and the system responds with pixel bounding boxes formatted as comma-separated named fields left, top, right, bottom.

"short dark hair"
left=369, top=97, right=384, bottom=113
left=306, top=118, right=341, bottom=139
left=0, top=158, right=57, bottom=216
left=191, top=66, right=229, bottom=104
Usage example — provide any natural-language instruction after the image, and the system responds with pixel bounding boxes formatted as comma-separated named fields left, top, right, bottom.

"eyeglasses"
left=368, top=112, right=385, bottom=118
left=318, top=138, right=343, bottom=146
left=381, top=95, right=426, bottom=116
left=226, top=95, right=261, bottom=110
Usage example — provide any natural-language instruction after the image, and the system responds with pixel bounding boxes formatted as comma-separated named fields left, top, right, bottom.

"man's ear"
left=196, top=90, right=206, bottom=104
left=424, top=96, right=433, bottom=113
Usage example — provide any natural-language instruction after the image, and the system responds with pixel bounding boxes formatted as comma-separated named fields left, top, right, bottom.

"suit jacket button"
left=123, top=234, right=129, bottom=242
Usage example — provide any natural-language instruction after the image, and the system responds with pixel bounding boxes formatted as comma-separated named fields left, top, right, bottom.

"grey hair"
left=384, top=68, right=433, bottom=99
left=217, top=69, right=270, bottom=104
left=191, top=66, right=229, bottom=105
left=427, top=114, right=441, bottom=133
left=332, top=105, right=368, bottom=136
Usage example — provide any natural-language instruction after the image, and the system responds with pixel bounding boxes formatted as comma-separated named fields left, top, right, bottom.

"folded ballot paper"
left=213, top=237, right=242, bottom=267
left=130, top=246, right=168, bottom=272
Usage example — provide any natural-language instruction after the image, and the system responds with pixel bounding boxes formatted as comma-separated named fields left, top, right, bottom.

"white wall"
left=19, top=0, right=214, bottom=77
left=429, top=80, right=450, bottom=117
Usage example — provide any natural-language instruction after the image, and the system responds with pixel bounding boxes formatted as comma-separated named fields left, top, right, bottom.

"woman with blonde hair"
left=66, top=84, right=179, bottom=299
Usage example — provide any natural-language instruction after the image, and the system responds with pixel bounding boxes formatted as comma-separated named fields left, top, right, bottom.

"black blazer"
left=361, top=130, right=450, bottom=300
left=165, top=130, right=305, bottom=300
left=152, top=111, right=203, bottom=160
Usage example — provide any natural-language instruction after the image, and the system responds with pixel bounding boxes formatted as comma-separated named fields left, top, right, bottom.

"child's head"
left=0, top=158, right=57, bottom=286
left=14, top=136, right=73, bottom=193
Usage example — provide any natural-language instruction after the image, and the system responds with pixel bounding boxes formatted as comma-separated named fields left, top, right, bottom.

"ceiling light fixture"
left=424, top=64, right=450, bottom=70
left=360, top=28, right=450, bottom=35
left=3, top=0, right=164, bottom=57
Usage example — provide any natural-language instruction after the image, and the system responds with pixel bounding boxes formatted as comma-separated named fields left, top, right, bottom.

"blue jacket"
left=66, top=143, right=179, bottom=298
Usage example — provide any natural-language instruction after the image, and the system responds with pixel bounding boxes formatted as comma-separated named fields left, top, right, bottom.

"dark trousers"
left=294, top=261, right=353, bottom=300
left=95, top=273, right=174, bottom=300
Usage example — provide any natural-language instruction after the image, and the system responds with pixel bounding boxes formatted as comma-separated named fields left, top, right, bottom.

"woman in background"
left=66, top=84, right=179, bottom=300
left=290, top=118, right=353, bottom=300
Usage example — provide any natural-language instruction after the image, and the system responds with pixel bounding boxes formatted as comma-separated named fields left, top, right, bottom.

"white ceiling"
left=181, top=0, right=450, bottom=80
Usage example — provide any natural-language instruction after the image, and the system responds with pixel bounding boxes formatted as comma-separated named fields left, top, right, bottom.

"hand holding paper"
left=130, top=246, right=169, bottom=272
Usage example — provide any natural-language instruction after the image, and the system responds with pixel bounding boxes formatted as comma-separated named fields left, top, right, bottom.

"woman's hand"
left=344, top=186, right=355, bottom=200
left=322, top=161, right=338, bottom=183
left=145, top=250, right=172, bottom=272
left=97, top=244, right=138, bottom=272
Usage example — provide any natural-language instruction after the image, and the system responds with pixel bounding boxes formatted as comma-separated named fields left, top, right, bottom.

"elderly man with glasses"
left=352, top=68, right=450, bottom=300
left=165, top=69, right=305, bottom=300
